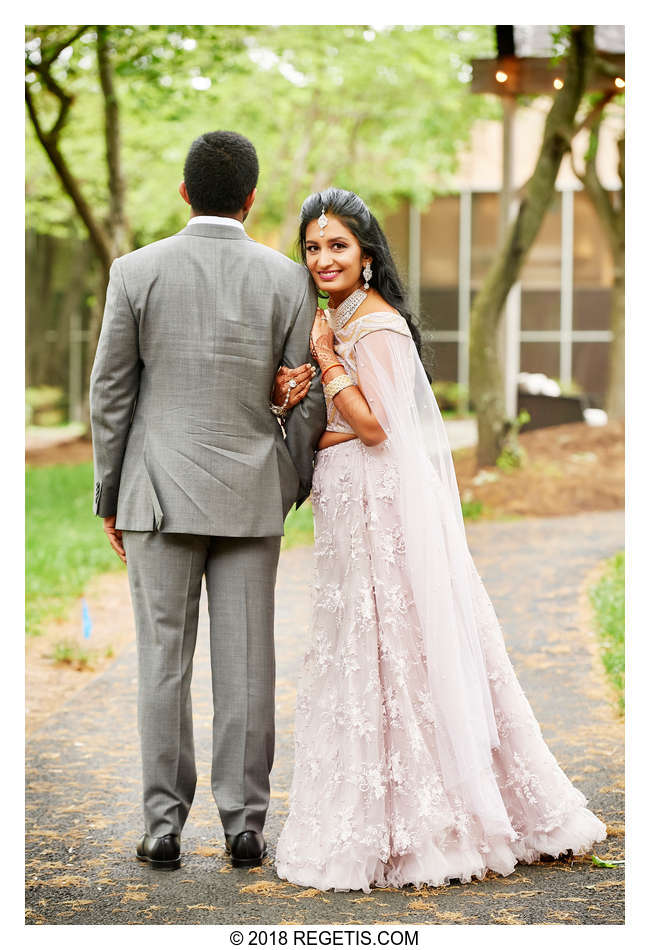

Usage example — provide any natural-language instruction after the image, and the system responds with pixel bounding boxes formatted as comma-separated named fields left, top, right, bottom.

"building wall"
left=384, top=188, right=615, bottom=404
left=382, top=100, right=622, bottom=406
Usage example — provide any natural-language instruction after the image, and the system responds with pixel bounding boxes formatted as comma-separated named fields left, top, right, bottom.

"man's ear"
left=179, top=181, right=191, bottom=206
left=243, top=187, right=257, bottom=215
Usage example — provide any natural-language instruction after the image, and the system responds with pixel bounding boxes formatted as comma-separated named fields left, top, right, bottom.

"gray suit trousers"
left=122, top=530, right=282, bottom=838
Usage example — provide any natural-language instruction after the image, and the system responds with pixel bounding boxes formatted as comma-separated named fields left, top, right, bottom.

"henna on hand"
left=272, top=363, right=315, bottom=407
left=310, top=311, right=337, bottom=370
left=310, top=334, right=337, bottom=368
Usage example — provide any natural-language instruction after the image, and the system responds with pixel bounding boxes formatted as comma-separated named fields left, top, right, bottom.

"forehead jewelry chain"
left=318, top=207, right=329, bottom=236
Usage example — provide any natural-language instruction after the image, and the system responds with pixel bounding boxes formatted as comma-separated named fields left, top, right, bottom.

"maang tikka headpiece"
left=318, top=207, right=329, bottom=236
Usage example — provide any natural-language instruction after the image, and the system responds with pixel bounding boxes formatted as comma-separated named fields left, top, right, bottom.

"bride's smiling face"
left=304, top=216, right=368, bottom=304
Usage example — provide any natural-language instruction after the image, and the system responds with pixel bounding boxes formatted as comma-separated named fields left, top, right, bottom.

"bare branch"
left=568, top=146, right=585, bottom=186
left=39, top=26, right=90, bottom=67
left=617, top=133, right=625, bottom=205
left=27, top=57, right=75, bottom=142
left=593, top=54, right=623, bottom=80
left=583, top=122, right=624, bottom=251
left=26, top=27, right=92, bottom=140
left=29, top=59, right=72, bottom=105
left=573, top=89, right=617, bottom=137
left=24, top=82, right=45, bottom=144
left=26, top=83, right=113, bottom=275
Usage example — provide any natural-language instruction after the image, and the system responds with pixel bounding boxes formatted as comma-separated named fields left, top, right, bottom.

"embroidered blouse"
left=324, top=310, right=412, bottom=435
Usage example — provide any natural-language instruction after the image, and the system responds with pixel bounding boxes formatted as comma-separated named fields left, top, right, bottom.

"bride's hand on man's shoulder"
left=272, top=363, right=316, bottom=408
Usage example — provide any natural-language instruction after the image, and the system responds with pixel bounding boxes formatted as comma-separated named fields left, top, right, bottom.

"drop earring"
left=362, top=261, right=373, bottom=290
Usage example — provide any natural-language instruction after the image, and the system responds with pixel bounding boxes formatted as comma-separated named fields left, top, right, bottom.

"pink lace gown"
left=275, top=312, right=606, bottom=893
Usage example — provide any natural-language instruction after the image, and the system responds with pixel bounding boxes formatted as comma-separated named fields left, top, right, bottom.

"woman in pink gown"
left=274, top=188, right=606, bottom=893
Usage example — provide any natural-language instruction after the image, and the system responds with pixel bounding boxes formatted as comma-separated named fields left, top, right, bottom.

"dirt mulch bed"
left=26, top=571, right=135, bottom=737
left=454, top=420, right=624, bottom=519
left=26, top=437, right=94, bottom=467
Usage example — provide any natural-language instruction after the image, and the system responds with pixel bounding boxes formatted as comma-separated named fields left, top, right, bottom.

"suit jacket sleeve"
left=89, top=259, right=141, bottom=517
left=281, top=274, right=327, bottom=508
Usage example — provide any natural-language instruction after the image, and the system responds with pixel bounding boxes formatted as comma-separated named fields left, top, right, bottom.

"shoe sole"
left=136, top=853, right=181, bottom=871
left=230, top=850, right=267, bottom=868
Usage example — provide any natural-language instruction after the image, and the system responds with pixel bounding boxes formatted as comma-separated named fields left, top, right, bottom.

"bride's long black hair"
left=298, top=187, right=422, bottom=355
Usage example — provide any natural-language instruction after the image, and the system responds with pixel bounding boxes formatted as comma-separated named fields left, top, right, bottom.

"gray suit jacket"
left=89, top=223, right=326, bottom=536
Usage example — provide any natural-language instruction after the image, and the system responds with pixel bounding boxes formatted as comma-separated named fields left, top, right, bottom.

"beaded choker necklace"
left=332, top=288, right=367, bottom=332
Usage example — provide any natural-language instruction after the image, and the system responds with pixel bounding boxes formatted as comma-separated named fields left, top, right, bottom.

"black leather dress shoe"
left=136, top=833, right=181, bottom=871
left=224, top=831, right=267, bottom=868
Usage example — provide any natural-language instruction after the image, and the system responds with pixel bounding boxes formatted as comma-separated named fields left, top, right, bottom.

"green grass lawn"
left=26, top=461, right=315, bottom=637
left=589, top=551, right=625, bottom=713
left=282, top=501, right=315, bottom=549
left=26, top=462, right=125, bottom=637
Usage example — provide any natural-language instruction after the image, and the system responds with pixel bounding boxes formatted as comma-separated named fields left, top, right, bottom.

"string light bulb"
left=615, top=77, right=625, bottom=89
left=553, top=78, right=564, bottom=90
left=495, top=70, right=508, bottom=83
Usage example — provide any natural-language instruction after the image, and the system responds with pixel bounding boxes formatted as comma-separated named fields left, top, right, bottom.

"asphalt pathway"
left=25, top=510, right=624, bottom=926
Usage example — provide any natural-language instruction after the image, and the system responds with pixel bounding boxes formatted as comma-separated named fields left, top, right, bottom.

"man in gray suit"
left=89, top=131, right=325, bottom=871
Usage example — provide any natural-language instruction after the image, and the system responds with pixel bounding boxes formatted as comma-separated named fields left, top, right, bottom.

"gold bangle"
left=324, top=374, right=354, bottom=398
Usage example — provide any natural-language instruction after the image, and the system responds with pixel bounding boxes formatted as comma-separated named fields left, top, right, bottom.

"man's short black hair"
left=183, top=131, right=259, bottom=215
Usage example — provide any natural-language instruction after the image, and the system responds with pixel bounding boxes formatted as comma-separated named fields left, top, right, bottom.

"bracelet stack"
left=269, top=400, right=289, bottom=418
left=324, top=374, right=354, bottom=398
left=270, top=378, right=297, bottom=418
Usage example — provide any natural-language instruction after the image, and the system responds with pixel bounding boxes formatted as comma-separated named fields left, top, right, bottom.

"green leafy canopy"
left=26, top=25, right=497, bottom=250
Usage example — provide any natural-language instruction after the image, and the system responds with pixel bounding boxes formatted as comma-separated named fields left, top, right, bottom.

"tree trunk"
left=87, top=27, right=131, bottom=427
left=469, top=26, right=595, bottom=466
left=606, top=136, right=625, bottom=419
left=97, top=25, right=130, bottom=260
left=574, top=120, right=624, bottom=418
left=607, top=249, right=625, bottom=418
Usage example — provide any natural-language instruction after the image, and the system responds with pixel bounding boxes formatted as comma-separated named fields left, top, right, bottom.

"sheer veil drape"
left=356, top=328, right=516, bottom=842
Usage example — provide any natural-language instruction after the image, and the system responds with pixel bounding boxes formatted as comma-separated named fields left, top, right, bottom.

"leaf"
left=591, top=854, right=625, bottom=868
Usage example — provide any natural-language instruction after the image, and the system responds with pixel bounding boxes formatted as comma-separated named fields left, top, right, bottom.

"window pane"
left=520, top=342, right=560, bottom=378
left=382, top=203, right=410, bottom=283
left=573, top=191, right=614, bottom=288
left=521, top=290, right=561, bottom=331
left=471, top=193, right=499, bottom=285
left=428, top=341, right=458, bottom=382
left=421, top=289, right=458, bottom=331
left=420, top=197, right=459, bottom=287
left=520, top=192, right=562, bottom=288
left=572, top=342, right=609, bottom=404
left=573, top=289, right=612, bottom=331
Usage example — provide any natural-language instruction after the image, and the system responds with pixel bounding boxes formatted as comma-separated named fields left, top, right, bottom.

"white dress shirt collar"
left=187, top=215, right=245, bottom=231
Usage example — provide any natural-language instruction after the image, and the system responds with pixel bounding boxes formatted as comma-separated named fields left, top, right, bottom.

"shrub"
left=589, top=551, right=625, bottom=713
left=432, top=381, right=470, bottom=415
left=26, top=386, right=66, bottom=426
